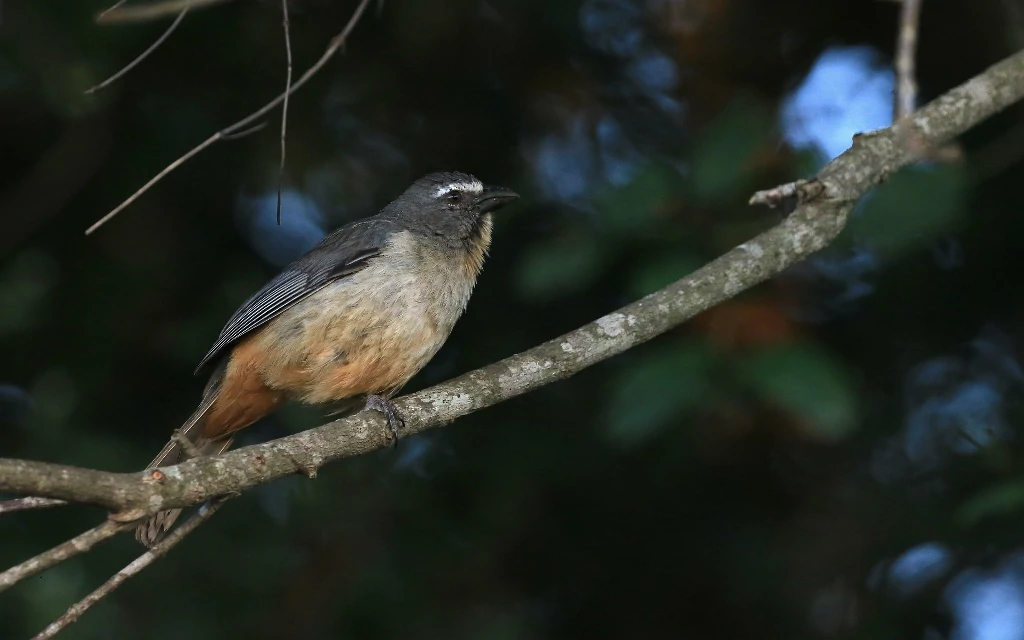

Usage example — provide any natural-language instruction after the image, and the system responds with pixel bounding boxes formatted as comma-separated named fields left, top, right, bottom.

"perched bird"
left=135, top=171, right=518, bottom=546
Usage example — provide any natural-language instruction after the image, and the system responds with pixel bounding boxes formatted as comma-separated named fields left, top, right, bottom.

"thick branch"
left=4, top=47, right=1024, bottom=527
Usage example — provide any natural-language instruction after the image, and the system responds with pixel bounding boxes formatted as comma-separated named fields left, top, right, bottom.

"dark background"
left=3, top=0, right=1024, bottom=638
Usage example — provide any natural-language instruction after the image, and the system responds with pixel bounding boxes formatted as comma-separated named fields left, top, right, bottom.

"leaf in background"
left=604, top=341, right=715, bottom=446
left=515, top=232, right=607, bottom=300
left=738, top=343, right=858, bottom=442
left=594, top=163, right=680, bottom=235
left=849, top=164, right=967, bottom=255
left=0, top=250, right=59, bottom=337
left=692, top=300, right=798, bottom=349
left=957, top=480, right=1024, bottom=528
left=690, top=97, right=774, bottom=204
left=628, top=253, right=705, bottom=298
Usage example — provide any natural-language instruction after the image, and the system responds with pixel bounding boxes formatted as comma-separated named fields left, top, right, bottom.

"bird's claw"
left=365, top=394, right=404, bottom=448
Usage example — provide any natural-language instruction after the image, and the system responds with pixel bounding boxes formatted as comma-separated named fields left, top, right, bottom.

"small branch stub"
left=748, top=178, right=826, bottom=208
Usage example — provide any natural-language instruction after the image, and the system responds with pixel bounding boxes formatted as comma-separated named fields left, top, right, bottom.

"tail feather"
left=134, top=435, right=233, bottom=546
left=135, top=362, right=230, bottom=547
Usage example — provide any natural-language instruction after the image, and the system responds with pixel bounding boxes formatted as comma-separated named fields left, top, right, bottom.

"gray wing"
left=194, top=218, right=396, bottom=374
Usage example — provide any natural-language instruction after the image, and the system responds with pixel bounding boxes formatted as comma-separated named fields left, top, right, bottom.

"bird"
left=135, top=171, right=518, bottom=546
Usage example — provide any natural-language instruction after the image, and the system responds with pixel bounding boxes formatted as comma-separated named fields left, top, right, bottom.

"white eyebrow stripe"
left=434, top=181, right=483, bottom=197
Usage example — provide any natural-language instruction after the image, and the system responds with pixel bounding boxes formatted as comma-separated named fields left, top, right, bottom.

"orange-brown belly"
left=241, top=277, right=450, bottom=404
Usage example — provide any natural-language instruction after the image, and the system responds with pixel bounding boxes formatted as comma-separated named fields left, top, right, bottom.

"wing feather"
left=193, top=218, right=394, bottom=374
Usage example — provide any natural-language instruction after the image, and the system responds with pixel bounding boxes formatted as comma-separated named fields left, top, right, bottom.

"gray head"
left=382, top=171, right=519, bottom=241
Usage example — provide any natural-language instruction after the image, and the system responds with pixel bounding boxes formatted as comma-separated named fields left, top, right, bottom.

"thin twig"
left=891, top=0, right=961, bottom=161
left=0, top=520, right=129, bottom=593
left=277, top=0, right=293, bottom=225
left=85, top=8, right=189, bottom=94
left=748, top=178, right=826, bottom=208
left=96, top=0, right=130, bottom=22
left=0, top=496, right=67, bottom=514
left=221, top=121, right=269, bottom=140
left=894, top=0, right=923, bottom=120
left=96, top=0, right=235, bottom=24
left=87, top=0, right=376, bottom=235
left=85, top=137, right=220, bottom=234
left=31, top=499, right=228, bottom=640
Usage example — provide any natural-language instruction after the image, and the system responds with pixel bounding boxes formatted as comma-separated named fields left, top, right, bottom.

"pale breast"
left=252, top=229, right=486, bottom=404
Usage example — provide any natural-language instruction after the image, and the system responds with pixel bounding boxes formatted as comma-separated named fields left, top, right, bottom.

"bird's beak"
left=475, top=185, right=519, bottom=213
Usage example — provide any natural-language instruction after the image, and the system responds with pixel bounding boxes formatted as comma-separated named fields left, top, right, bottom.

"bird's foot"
left=364, top=394, right=404, bottom=447
left=170, top=429, right=202, bottom=459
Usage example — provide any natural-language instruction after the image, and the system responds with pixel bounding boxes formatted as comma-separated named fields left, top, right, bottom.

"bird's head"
left=387, top=171, right=519, bottom=242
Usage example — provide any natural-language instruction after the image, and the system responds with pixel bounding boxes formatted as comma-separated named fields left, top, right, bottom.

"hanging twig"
left=86, top=0, right=376, bottom=235
left=277, top=0, right=293, bottom=225
left=894, top=0, right=923, bottom=120
left=890, top=0, right=962, bottom=161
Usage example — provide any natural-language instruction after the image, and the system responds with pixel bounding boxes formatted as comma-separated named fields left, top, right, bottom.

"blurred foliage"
left=515, top=231, right=607, bottom=299
left=738, top=343, right=858, bottom=442
left=603, top=340, right=714, bottom=445
left=959, top=479, right=1024, bottom=528
left=850, top=164, right=969, bottom=255
left=2, top=0, right=1024, bottom=638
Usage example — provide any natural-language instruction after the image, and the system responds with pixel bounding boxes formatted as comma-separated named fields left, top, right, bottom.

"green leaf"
left=628, top=253, right=705, bottom=298
left=690, top=97, right=773, bottom=203
left=0, top=250, right=58, bottom=337
left=957, top=480, right=1024, bottom=527
left=738, top=344, right=858, bottom=442
left=594, top=164, right=679, bottom=235
left=515, top=233, right=606, bottom=300
left=604, top=341, right=715, bottom=446
left=849, top=165, right=967, bottom=254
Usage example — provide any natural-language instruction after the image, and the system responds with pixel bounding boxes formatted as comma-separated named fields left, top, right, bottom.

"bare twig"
left=0, top=520, right=128, bottom=593
left=890, top=0, right=963, bottom=162
left=748, top=178, right=826, bottom=208
left=85, top=136, right=220, bottom=234
left=221, top=121, right=269, bottom=140
left=277, top=0, right=293, bottom=225
left=96, top=0, right=130, bottom=22
left=86, top=0, right=376, bottom=235
left=86, top=8, right=189, bottom=94
left=31, top=500, right=228, bottom=640
left=0, top=496, right=67, bottom=514
left=96, top=0, right=236, bottom=24
left=895, top=0, right=923, bottom=120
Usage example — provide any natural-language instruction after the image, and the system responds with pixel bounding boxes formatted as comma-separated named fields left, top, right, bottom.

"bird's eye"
left=446, top=191, right=462, bottom=205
